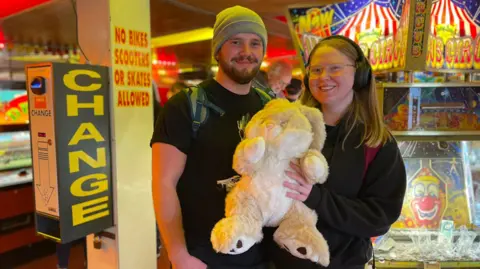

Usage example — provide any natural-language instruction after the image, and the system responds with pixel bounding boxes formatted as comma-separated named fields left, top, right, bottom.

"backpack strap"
left=253, top=87, right=273, bottom=105
left=184, top=86, right=269, bottom=139
left=364, top=144, right=381, bottom=269
left=363, top=145, right=381, bottom=180
left=183, top=85, right=225, bottom=139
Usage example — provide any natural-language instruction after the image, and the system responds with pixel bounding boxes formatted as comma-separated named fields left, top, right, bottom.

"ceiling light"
left=151, top=27, right=213, bottom=48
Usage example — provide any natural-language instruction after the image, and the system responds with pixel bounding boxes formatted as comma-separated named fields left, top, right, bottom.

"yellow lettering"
left=298, top=16, right=310, bottom=34
left=66, top=95, right=104, bottom=116
left=68, top=123, right=105, bottom=146
left=311, top=13, right=320, bottom=31
left=71, top=196, right=109, bottom=226
left=69, top=148, right=107, bottom=173
left=319, top=10, right=334, bottom=30
left=70, top=173, right=108, bottom=197
left=64, top=70, right=102, bottom=92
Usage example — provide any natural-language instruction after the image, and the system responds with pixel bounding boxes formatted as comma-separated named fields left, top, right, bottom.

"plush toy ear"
left=297, top=105, right=326, bottom=151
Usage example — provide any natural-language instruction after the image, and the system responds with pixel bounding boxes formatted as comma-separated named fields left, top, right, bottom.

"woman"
left=267, top=35, right=407, bottom=268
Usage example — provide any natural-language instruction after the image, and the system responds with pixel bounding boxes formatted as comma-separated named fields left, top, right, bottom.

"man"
left=151, top=6, right=271, bottom=269
left=265, top=60, right=293, bottom=98
left=167, top=81, right=187, bottom=100
left=251, top=70, right=270, bottom=94
left=283, top=78, right=302, bottom=102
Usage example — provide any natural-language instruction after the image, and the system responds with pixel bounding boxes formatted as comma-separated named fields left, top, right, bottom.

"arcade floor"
left=1, top=241, right=170, bottom=269
left=16, top=243, right=85, bottom=269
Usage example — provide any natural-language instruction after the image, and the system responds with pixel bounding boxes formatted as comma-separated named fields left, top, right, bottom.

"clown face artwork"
left=391, top=141, right=472, bottom=230
left=409, top=175, right=447, bottom=228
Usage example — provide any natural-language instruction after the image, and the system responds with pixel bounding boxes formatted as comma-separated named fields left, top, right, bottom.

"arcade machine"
left=0, top=80, right=41, bottom=255
left=286, top=0, right=480, bottom=267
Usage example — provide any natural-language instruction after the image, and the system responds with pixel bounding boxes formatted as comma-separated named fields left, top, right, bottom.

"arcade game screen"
left=0, top=90, right=29, bottom=125
left=383, top=86, right=480, bottom=132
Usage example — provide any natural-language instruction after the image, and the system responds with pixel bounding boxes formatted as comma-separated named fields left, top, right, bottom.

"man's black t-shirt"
left=151, top=79, right=266, bottom=267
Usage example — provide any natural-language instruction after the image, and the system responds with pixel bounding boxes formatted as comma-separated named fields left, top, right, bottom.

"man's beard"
left=218, top=55, right=260, bottom=85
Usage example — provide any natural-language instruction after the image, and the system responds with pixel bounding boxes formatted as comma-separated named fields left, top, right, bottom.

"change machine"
left=25, top=62, right=113, bottom=243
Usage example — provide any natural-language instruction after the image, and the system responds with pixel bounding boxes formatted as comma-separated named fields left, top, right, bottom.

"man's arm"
left=152, top=142, right=187, bottom=262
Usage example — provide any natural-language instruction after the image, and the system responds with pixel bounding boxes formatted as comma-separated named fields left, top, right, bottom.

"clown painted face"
left=409, top=175, right=445, bottom=228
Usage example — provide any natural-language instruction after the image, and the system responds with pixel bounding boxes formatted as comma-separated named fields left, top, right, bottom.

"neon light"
left=431, top=35, right=478, bottom=70
left=151, top=27, right=213, bottom=48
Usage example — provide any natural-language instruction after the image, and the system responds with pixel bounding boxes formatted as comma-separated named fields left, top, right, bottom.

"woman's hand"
left=284, top=161, right=314, bottom=202
left=171, top=251, right=207, bottom=269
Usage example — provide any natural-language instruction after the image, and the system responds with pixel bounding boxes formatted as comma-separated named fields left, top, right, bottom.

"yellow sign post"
left=75, top=0, right=156, bottom=268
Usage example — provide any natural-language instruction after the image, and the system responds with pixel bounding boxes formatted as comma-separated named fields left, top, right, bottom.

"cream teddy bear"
left=211, top=99, right=330, bottom=266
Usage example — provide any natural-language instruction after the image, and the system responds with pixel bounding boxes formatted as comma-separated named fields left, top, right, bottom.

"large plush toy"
left=211, top=99, right=330, bottom=266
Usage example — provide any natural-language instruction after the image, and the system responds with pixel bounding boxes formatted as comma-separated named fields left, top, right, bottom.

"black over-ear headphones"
left=303, top=35, right=372, bottom=92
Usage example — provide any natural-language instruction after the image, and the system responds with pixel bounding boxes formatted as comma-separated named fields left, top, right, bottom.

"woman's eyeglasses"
left=309, top=64, right=355, bottom=77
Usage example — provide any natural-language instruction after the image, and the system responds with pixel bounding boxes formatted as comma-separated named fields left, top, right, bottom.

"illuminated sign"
left=426, top=0, right=480, bottom=70
left=368, top=32, right=408, bottom=71
left=286, top=5, right=343, bottom=65
left=26, top=62, right=113, bottom=243
left=411, top=0, right=428, bottom=57
left=286, top=1, right=414, bottom=72
left=427, top=35, right=480, bottom=70
left=295, top=8, right=334, bottom=38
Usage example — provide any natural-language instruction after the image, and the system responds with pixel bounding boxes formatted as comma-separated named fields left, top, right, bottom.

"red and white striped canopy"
left=339, top=2, right=398, bottom=42
left=431, top=0, right=478, bottom=38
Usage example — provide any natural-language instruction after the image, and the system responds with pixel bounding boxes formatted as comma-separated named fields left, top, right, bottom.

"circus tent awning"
left=431, top=0, right=479, bottom=38
left=339, top=2, right=398, bottom=42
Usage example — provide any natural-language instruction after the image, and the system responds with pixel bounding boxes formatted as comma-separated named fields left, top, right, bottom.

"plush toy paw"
left=301, top=153, right=328, bottom=184
left=274, top=225, right=330, bottom=266
left=211, top=215, right=263, bottom=255
left=243, top=137, right=265, bottom=164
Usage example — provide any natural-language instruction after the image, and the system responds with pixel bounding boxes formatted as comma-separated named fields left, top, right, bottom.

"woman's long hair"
left=300, top=38, right=391, bottom=148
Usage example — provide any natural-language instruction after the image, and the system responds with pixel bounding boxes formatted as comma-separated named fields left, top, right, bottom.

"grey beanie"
left=212, top=6, right=268, bottom=56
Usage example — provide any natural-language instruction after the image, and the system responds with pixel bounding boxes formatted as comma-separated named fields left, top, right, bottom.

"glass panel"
left=392, top=141, right=475, bottom=230
left=374, top=140, right=480, bottom=262
left=383, top=86, right=480, bottom=132
left=0, top=83, right=32, bottom=188
left=0, top=131, right=31, bottom=171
